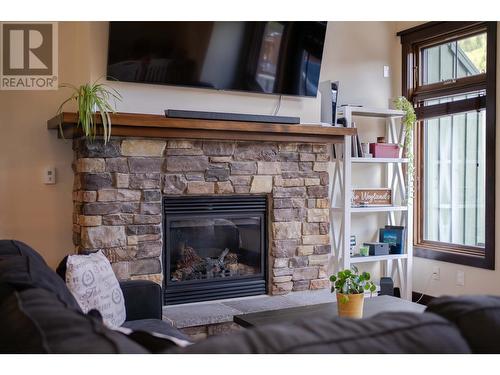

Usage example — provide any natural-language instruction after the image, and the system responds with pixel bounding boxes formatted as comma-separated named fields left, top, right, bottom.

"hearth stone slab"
left=222, top=295, right=297, bottom=314
left=162, top=289, right=335, bottom=329
left=162, top=303, right=242, bottom=328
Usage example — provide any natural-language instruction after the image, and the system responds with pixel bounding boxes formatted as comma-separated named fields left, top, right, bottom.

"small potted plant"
left=330, top=266, right=377, bottom=319
left=57, top=79, right=122, bottom=144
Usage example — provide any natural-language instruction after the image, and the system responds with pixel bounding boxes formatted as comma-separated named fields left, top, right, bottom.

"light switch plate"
left=383, top=65, right=390, bottom=78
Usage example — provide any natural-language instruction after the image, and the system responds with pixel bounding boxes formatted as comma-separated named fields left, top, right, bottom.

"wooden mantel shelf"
left=47, top=112, right=356, bottom=144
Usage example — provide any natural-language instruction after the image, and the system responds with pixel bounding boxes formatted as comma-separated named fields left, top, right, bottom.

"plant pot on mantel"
left=336, top=292, right=364, bottom=319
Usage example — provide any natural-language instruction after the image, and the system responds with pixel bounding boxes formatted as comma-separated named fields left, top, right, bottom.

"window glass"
left=423, top=108, right=485, bottom=247
left=421, top=33, right=487, bottom=85
left=423, top=90, right=485, bottom=106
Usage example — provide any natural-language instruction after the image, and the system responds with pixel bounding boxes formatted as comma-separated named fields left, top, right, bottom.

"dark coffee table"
left=233, top=295, right=425, bottom=328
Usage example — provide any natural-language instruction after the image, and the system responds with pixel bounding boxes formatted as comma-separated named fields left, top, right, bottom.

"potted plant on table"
left=330, top=266, right=377, bottom=319
left=57, top=79, right=122, bottom=144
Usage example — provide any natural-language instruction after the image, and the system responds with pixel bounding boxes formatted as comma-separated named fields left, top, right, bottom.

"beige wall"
left=0, top=21, right=397, bottom=269
left=395, top=22, right=500, bottom=296
left=0, top=23, right=87, bottom=267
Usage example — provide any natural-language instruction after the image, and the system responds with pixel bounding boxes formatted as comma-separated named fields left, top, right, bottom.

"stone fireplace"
left=71, top=136, right=332, bottom=303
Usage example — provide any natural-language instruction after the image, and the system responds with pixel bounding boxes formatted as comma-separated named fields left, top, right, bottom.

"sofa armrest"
left=120, top=280, right=162, bottom=321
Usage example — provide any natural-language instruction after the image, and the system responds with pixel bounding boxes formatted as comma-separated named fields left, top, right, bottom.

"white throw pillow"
left=65, top=250, right=126, bottom=328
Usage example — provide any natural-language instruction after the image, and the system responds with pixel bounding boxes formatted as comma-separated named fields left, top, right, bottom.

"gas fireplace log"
left=173, top=247, right=243, bottom=281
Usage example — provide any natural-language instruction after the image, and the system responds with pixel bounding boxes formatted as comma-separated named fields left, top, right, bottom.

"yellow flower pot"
left=336, top=292, right=365, bottom=319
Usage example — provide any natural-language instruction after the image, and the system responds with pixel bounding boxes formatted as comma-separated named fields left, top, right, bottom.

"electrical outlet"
left=432, top=266, right=440, bottom=280
left=456, top=270, right=465, bottom=286
left=43, top=166, right=56, bottom=185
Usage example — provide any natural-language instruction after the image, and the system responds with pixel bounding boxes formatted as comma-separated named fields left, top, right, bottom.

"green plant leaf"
left=57, top=80, right=121, bottom=144
left=330, top=266, right=378, bottom=296
left=339, top=294, right=349, bottom=304
left=394, top=96, right=416, bottom=202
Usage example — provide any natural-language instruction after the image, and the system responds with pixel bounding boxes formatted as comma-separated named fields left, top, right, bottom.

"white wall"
left=0, top=21, right=398, bottom=268
left=395, top=22, right=500, bottom=297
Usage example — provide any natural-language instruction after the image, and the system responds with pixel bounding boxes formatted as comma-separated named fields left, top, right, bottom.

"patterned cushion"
left=65, top=251, right=126, bottom=328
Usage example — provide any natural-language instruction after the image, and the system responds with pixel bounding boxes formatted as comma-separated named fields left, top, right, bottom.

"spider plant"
left=57, top=80, right=122, bottom=143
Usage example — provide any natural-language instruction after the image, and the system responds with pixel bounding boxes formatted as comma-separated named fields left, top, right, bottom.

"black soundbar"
left=165, top=109, right=300, bottom=124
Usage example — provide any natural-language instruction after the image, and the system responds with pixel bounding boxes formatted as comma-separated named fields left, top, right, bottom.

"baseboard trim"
left=412, top=292, right=435, bottom=306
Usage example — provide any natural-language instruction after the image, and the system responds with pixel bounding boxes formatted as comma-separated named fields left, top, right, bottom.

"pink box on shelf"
left=369, top=143, right=400, bottom=158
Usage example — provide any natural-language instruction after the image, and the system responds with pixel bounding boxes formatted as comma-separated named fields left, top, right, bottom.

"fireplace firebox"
left=163, top=195, right=267, bottom=305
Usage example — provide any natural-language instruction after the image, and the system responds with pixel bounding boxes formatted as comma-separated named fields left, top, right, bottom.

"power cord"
left=415, top=271, right=436, bottom=304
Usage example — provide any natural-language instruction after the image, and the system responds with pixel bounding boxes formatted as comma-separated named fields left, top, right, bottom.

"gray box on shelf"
left=363, top=242, right=390, bottom=256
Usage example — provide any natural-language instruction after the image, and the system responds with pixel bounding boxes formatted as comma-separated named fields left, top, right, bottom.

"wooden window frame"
left=398, top=22, right=496, bottom=269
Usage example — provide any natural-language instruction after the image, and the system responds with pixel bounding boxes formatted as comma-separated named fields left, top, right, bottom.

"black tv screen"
left=107, top=21, right=327, bottom=97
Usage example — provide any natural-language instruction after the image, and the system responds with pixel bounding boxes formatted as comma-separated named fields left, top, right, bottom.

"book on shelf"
left=379, top=225, right=406, bottom=254
left=350, top=122, right=363, bottom=157
left=332, top=117, right=346, bottom=159
left=355, top=124, right=362, bottom=157
left=331, top=119, right=365, bottom=159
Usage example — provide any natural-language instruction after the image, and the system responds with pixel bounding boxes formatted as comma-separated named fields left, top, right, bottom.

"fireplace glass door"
left=163, top=196, right=267, bottom=305
left=169, top=215, right=263, bottom=281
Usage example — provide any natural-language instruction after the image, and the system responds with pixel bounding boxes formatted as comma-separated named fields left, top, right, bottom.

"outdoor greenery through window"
left=421, top=32, right=487, bottom=85
left=399, top=22, right=496, bottom=268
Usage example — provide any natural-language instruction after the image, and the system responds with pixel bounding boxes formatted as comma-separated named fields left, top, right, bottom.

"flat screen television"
left=107, top=21, right=327, bottom=97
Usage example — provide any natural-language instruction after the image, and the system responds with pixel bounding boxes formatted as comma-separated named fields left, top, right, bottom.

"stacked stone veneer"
left=72, top=137, right=332, bottom=295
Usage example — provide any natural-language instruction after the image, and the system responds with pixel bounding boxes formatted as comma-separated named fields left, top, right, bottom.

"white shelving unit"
left=352, top=157, right=409, bottom=164
left=329, top=106, right=413, bottom=300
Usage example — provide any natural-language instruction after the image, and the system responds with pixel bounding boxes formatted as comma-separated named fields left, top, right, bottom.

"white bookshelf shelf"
left=351, top=206, right=408, bottom=213
left=331, top=205, right=408, bottom=213
left=338, top=106, right=405, bottom=118
left=330, top=105, right=413, bottom=301
left=352, top=157, right=409, bottom=163
left=350, top=254, right=408, bottom=264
